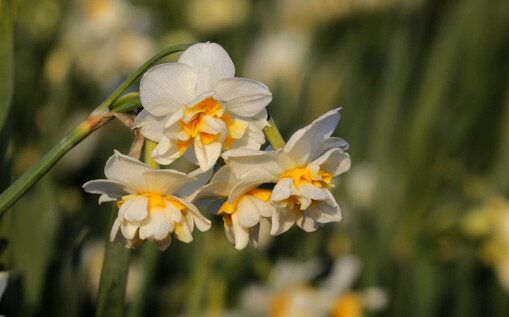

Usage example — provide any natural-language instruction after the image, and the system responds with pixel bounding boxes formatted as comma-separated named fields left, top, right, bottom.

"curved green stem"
left=0, top=44, right=192, bottom=215
left=263, top=110, right=286, bottom=150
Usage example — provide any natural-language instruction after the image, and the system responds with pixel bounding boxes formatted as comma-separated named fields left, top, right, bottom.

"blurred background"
left=1, top=0, right=509, bottom=316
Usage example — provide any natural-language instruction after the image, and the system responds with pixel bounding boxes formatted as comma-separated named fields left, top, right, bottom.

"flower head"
left=135, top=42, right=272, bottom=171
left=194, top=165, right=275, bottom=250
left=83, top=150, right=211, bottom=250
left=223, top=109, right=351, bottom=235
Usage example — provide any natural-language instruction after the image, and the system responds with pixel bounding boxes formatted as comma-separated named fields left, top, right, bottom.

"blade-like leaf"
left=96, top=205, right=131, bottom=317
left=0, top=0, right=15, bottom=268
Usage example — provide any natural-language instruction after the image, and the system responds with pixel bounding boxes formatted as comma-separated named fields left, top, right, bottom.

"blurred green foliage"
left=1, top=0, right=509, bottom=316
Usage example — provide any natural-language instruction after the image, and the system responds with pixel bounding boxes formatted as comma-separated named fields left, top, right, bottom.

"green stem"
left=95, top=205, right=131, bottom=317
left=262, top=110, right=286, bottom=150
left=143, top=140, right=160, bottom=170
left=0, top=44, right=192, bottom=215
left=0, top=113, right=113, bottom=216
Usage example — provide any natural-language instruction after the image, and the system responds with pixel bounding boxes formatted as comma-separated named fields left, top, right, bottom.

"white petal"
left=229, top=172, right=273, bottom=203
left=270, top=207, right=295, bottom=236
left=141, top=169, right=195, bottom=195
left=247, top=108, right=270, bottom=129
left=259, top=200, right=275, bottom=218
left=214, top=78, right=272, bottom=118
left=232, top=213, right=249, bottom=250
left=296, top=212, right=321, bottom=232
left=200, top=115, right=227, bottom=135
left=210, top=165, right=237, bottom=184
left=164, top=202, right=183, bottom=224
left=104, top=150, right=152, bottom=190
left=222, top=148, right=286, bottom=181
left=249, top=225, right=260, bottom=248
left=224, top=221, right=235, bottom=245
left=82, top=179, right=130, bottom=199
left=110, top=218, right=122, bottom=242
left=193, top=182, right=230, bottom=206
left=164, top=111, right=192, bottom=142
left=229, top=123, right=265, bottom=150
left=298, top=182, right=329, bottom=202
left=174, top=167, right=214, bottom=199
left=140, top=63, right=197, bottom=116
left=174, top=220, right=193, bottom=243
left=178, top=43, right=235, bottom=94
left=311, top=149, right=351, bottom=177
left=139, top=209, right=171, bottom=240
left=184, top=212, right=195, bottom=231
left=155, top=236, right=172, bottom=251
left=245, top=194, right=275, bottom=218
left=99, top=194, right=116, bottom=204
left=285, top=109, right=341, bottom=166
left=134, top=110, right=166, bottom=142
left=121, top=222, right=140, bottom=240
left=172, top=196, right=211, bottom=232
left=151, top=137, right=182, bottom=165
left=307, top=190, right=342, bottom=223
left=309, top=137, right=349, bottom=161
left=237, top=196, right=262, bottom=228
left=119, top=195, right=149, bottom=222
left=194, top=139, right=222, bottom=171
left=271, top=178, right=293, bottom=203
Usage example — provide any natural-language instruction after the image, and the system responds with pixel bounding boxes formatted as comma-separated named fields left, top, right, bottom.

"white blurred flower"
left=51, top=0, right=156, bottom=87
left=223, top=109, right=351, bottom=235
left=135, top=42, right=272, bottom=171
left=345, top=163, right=376, bottom=209
left=83, top=151, right=211, bottom=250
left=194, top=166, right=275, bottom=250
left=245, top=31, right=310, bottom=95
left=234, top=256, right=387, bottom=317
left=239, top=258, right=324, bottom=317
left=319, top=256, right=388, bottom=317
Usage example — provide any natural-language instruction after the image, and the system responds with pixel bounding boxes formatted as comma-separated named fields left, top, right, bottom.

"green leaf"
left=0, top=0, right=15, bottom=268
left=0, top=0, right=14, bottom=130
left=95, top=206, right=131, bottom=317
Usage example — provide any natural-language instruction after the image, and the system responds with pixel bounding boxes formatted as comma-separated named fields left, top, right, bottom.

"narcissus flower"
left=135, top=42, right=272, bottom=171
left=194, top=165, right=275, bottom=250
left=83, top=151, right=211, bottom=250
left=223, top=109, right=350, bottom=235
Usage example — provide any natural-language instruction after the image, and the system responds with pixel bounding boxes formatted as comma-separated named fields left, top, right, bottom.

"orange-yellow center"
left=331, top=292, right=363, bottom=317
left=218, top=188, right=272, bottom=225
left=280, top=167, right=333, bottom=188
left=175, top=97, right=248, bottom=154
left=116, top=193, right=187, bottom=215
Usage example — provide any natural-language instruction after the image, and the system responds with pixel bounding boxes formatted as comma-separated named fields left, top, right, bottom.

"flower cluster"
left=235, top=256, right=387, bottom=317
left=83, top=42, right=351, bottom=250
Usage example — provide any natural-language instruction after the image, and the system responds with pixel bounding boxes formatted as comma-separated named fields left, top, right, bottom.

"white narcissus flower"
left=135, top=42, right=272, bottom=171
left=194, top=166, right=275, bottom=250
left=83, top=150, right=211, bottom=250
left=222, top=108, right=350, bottom=235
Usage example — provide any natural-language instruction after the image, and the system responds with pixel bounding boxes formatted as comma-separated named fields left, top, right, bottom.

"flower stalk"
left=0, top=44, right=192, bottom=216
left=263, top=111, right=286, bottom=150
